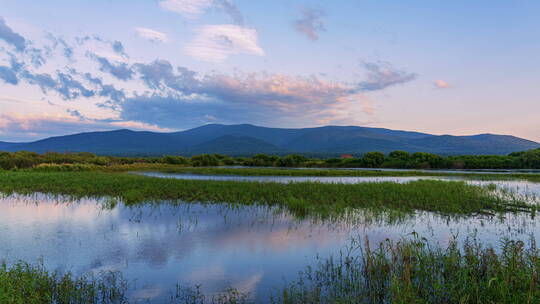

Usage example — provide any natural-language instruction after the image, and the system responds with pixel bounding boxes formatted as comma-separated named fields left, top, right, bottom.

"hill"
left=1, top=124, right=539, bottom=156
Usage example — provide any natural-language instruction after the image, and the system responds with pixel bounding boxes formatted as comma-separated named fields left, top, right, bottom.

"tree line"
left=1, top=149, right=540, bottom=170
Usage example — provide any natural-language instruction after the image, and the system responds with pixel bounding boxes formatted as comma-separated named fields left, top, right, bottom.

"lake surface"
left=1, top=176, right=540, bottom=302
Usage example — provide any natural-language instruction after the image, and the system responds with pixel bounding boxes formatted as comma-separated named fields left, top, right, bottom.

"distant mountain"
left=1, top=124, right=539, bottom=156
left=184, top=135, right=287, bottom=155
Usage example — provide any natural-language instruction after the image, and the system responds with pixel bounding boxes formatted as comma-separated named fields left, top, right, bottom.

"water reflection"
left=0, top=194, right=539, bottom=303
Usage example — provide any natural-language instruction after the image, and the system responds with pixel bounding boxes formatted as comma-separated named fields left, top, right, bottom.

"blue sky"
left=0, top=0, right=539, bottom=142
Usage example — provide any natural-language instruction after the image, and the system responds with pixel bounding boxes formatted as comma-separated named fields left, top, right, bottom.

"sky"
left=0, top=0, right=539, bottom=142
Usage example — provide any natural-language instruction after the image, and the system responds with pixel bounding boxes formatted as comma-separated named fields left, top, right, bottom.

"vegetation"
left=273, top=236, right=540, bottom=304
left=0, top=261, right=127, bottom=304
left=3, top=236, right=540, bottom=304
left=1, top=148, right=540, bottom=171
left=0, top=171, right=534, bottom=218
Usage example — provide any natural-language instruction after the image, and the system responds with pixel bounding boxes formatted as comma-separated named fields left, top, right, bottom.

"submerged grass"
left=0, top=171, right=535, bottom=217
left=0, top=261, right=127, bottom=304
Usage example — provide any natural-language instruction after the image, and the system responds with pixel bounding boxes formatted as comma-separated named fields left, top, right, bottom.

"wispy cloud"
left=293, top=7, right=326, bottom=41
left=0, top=113, right=169, bottom=142
left=433, top=79, right=452, bottom=89
left=184, top=25, right=264, bottom=62
left=0, top=17, right=26, bottom=52
left=0, top=65, right=19, bottom=85
left=92, top=55, right=134, bottom=80
left=159, top=0, right=243, bottom=24
left=0, top=18, right=418, bottom=140
left=159, top=0, right=213, bottom=17
left=357, top=61, right=417, bottom=91
left=135, top=28, right=169, bottom=43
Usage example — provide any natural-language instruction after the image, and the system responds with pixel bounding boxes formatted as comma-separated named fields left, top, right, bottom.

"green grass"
left=0, top=261, right=127, bottom=304
left=273, top=236, right=540, bottom=304
left=3, top=236, right=540, bottom=304
left=0, top=171, right=534, bottom=218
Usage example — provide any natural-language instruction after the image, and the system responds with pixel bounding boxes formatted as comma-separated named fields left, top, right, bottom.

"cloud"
left=0, top=17, right=26, bottom=52
left=293, top=7, right=326, bottom=41
left=112, top=41, right=127, bottom=57
left=357, top=61, right=417, bottom=91
left=0, top=65, right=18, bottom=85
left=184, top=25, right=264, bottom=62
left=159, top=0, right=214, bottom=17
left=433, top=79, right=452, bottom=89
left=93, top=55, right=134, bottom=80
left=119, top=67, right=371, bottom=129
left=215, top=0, right=244, bottom=25
left=135, top=28, right=170, bottom=43
left=159, top=0, right=244, bottom=24
left=0, top=113, right=169, bottom=142
left=46, top=34, right=75, bottom=61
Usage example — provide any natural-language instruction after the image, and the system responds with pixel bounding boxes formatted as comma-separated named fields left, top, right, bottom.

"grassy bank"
left=3, top=237, right=540, bottom=304
left=0, top=262, right=126, bottom=304
left=0, top=171, right=534, bottom=217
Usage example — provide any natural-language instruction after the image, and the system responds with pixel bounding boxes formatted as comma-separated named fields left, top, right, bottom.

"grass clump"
left=0, top=261, right=127, bottom=304
left=0, top=171, right=533, bottom=217
left=273, top=237, right=540, bottom=304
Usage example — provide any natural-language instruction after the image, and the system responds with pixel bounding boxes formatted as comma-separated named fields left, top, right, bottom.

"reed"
left=0, top=261, right=127, bottom=304
left=0, top=171, right=534, bottom=218
left=272, top=236, right=540, bottom=304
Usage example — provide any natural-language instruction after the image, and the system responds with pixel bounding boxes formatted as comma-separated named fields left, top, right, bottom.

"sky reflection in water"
left=1, top=176, right=540, bottom=302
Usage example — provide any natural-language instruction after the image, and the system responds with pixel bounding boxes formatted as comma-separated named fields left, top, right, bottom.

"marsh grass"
left=5, top=236, right=539, bottom=304
left=0, top=261, right=127, bottom=304
left=0, top=171, right=534, bottom=218
left=272, top=236, right=540, bottom=304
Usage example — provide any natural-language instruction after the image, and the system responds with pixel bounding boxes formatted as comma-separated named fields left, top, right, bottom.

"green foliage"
left=1, top=148, right=540, bottom=170
left=162, top=155, right=190, bottom=165
left=362, top=152, right=385, bottom=168
left=0, top=171, right=533, bottom=218
left=190, top=154, right=220, bottom=167
left=274, top=237, right=540, bottom=304
left=279, top=154, right=308, bottom=167
left=0, top=261, right=127, bottom=304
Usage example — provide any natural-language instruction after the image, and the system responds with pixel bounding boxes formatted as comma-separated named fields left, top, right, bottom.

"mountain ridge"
left=1, top=124, right=539, bottom=156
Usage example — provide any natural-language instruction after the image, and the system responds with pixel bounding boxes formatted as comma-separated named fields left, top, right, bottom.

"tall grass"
left=3, top=236, right=540, bottom=304
left=0, top=261, right=127, bottom=304
left=0, top=171, right=533, bottom=217
left=272, top=236, right=540, bottom=304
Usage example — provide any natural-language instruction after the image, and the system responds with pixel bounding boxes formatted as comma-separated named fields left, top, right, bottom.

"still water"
left=1, top=176, right=540, bottom=302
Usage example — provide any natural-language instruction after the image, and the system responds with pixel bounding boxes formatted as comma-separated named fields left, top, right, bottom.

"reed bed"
left=272, top=237, right=540, bottom=304
left=0, top=262, right=127, bottom=304
left=0, top=171, right=533, bottom=217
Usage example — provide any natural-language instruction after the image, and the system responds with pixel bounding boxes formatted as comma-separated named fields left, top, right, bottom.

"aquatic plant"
left=272, top=236, right=540, bottom=304
left=0, top=261, right=127, bottom=304
left=0, top=171, right=534, bottom=218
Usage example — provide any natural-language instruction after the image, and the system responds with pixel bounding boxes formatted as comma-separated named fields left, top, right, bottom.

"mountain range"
left=1, top=124, right=539, bottom=156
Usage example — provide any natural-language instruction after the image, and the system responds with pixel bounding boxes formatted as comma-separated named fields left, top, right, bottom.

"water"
left=1, top=177, right=540, bottom=303
left=138, top=172, right=441, bottom=184
left=220, top=166, right=540, bottom=175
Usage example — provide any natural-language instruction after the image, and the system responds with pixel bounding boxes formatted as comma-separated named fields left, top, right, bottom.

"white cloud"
left=159, top=0, right=214, bottom=17
left=434, top=79, right=452, bottom=89
left=135, top=28, right=169, bottom=43
left=184, top=24, right=264, bottom=62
